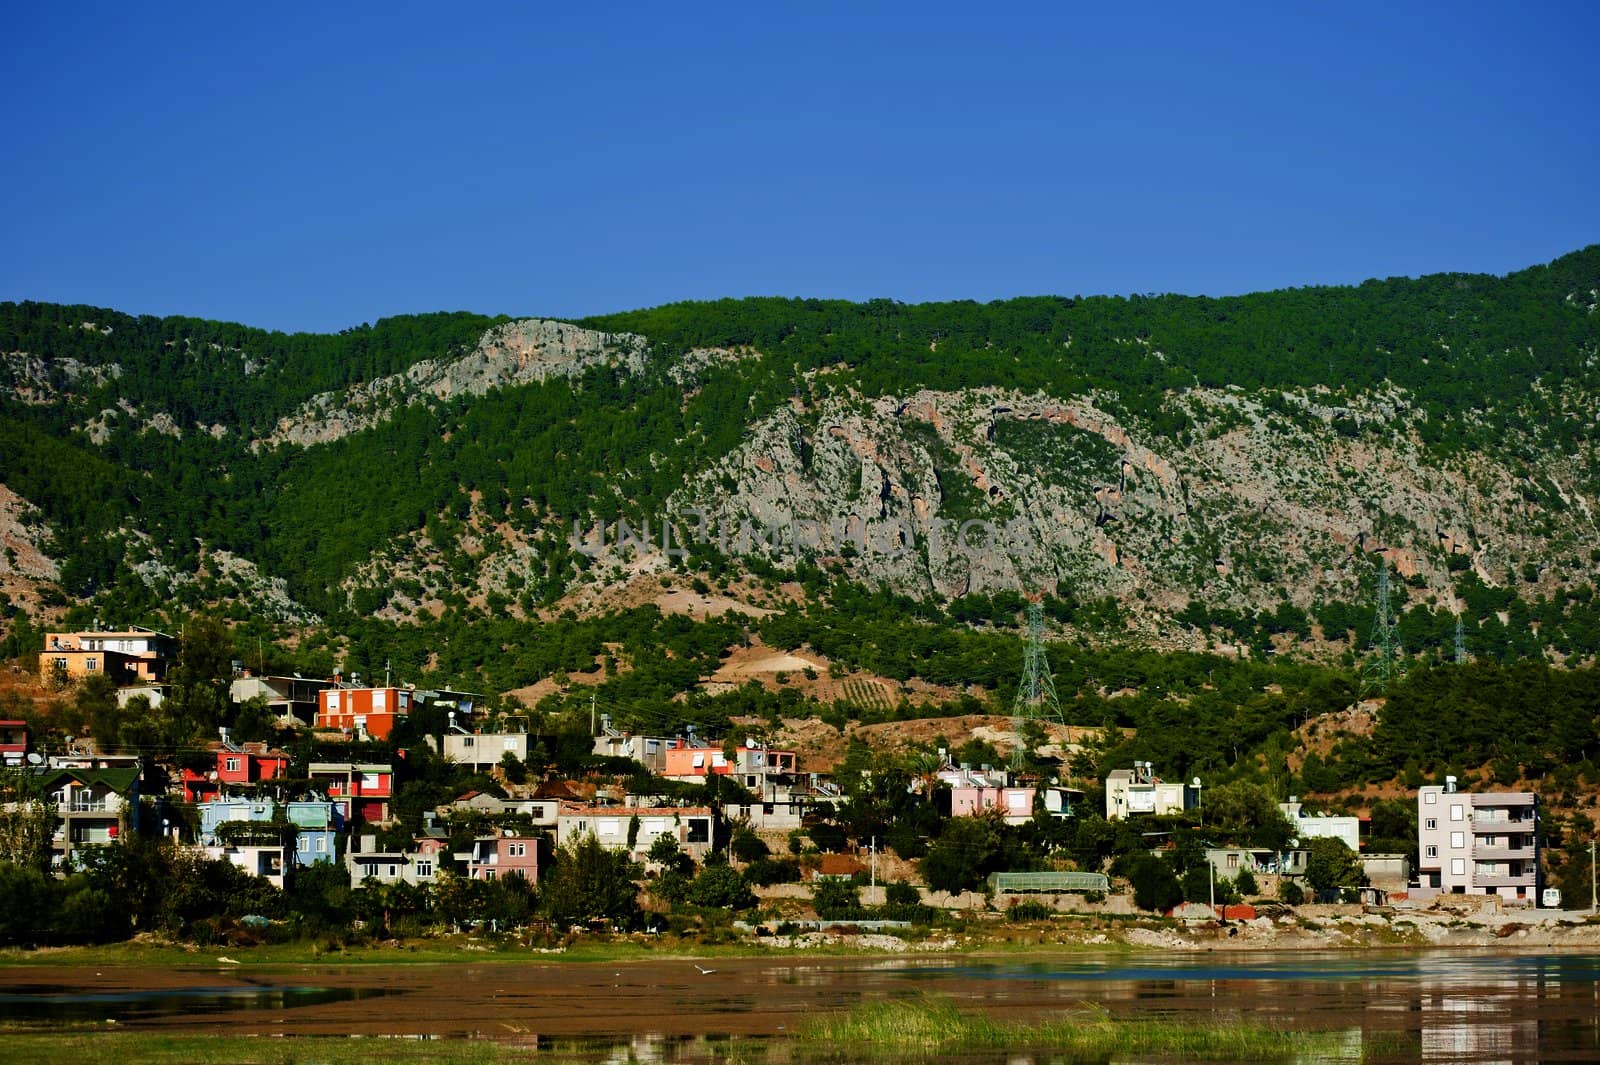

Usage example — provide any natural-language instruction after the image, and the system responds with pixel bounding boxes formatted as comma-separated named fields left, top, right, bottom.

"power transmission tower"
left=1454, top=614, right=1467, bottom=665
left=1011, top=597, right=1064, bottom=770
left=1363, top=560, right=1403, bottom=691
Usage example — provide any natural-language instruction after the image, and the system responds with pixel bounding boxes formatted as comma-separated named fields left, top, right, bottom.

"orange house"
left=316, top=687, right=413, bottom=739
left=39, top=627, right=174, bottom=686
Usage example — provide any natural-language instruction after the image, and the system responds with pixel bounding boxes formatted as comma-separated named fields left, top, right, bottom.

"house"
left=1280, top=797, right=1361, bottom=851
left=464, top=833, right=541, bottom=882
left=937, top=764, right=1036, bottom=825
left=556, top=802, right=714, bottom=862
left=180, top=734, right=292, bottom=802
left=0, top=720, right=29, bottom=766
left=718, top=792, right=812, bottom=831
left=1361, top=853, right=1414, bottom=894
left=114, top=683, right=168, bottom=709
left=308, top=762, right=393, bottom=825
left=39, top=627, right=174, bottom=686
left=316, top=686, right=413, bottom=740
left=196, top=797, right=342, bottom=883
left=662, top=740, right=799, bottom=792
left=38, top=766, right=140, bottom=872
left=346, top=835, right=449, bottom=888
left=1414, top=777, right=1539, bottom=905
left=1105, top=763, right=1197, bottom=820
left=230, top=672, right=333, bottom=725
left=438, top=792, right=558, bottom=825
left=592, top=717, right=672, bottom=773
left=1038, top=784, right=1085, bottom=818
left=1203, top=846, right=1309, bottom=881
left=442, top=730, right=530, bottom=772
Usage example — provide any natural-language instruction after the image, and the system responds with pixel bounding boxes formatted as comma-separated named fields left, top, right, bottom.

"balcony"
left=1473, top=845, right=1535, bottom=861
left=1471, top=818, right=1534, bottom=833
left=1472, top=872, right=1537, bottom=888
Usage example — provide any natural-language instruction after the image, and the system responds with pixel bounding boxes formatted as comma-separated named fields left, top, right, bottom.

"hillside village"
left=1, top=618, right=1583, bottom=950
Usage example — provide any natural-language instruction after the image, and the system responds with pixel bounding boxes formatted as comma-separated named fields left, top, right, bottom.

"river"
left=2, top=949, right=1596, bottom=1062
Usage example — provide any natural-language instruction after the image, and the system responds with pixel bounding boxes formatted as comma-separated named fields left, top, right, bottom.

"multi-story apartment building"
left=1416, top=778, right=1539, bottom=905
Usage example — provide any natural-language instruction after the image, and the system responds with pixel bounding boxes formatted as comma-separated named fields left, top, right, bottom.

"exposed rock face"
left=256, top=319, right=649, bottom=448
left=662, top=382, right=1598, bottom=622
left=2, top=352, right=122, bottom=405
left=0, top=485, right=60, bottom=614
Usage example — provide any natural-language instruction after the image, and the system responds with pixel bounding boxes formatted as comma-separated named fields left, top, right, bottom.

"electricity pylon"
left=1363, top=560, right=1403, bottom=691
left=1011, top=597, right=1064, bottom=769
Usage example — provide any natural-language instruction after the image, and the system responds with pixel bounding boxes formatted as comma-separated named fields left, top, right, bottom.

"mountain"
left=3, top=247, right=1600, bottom=682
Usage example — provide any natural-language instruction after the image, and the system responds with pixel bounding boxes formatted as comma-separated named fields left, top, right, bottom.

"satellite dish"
left=1289, top=838, right=1300, bottom=848
left=26, top=752, right=43, bottom=765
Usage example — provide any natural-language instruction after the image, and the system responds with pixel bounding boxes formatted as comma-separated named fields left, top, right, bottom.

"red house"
left=0, top=720, right=30, bottom=766
left=180, top=738, right=292, bottom=802
left=309, top=761, right=393, bottom=825
left=317, top=687, right=413, bottom=740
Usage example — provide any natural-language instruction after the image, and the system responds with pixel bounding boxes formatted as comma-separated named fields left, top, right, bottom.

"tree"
left=1304, top=836, right=1362, bottom=898
left=0, top=769, right=57, bottom=871
left=499, top=750, right=528, bottom=785
left=540, top=835, right=641, bottom=929
left=811, top=878, right=864, bottom=921
left=167, top=615, right=235, bottom=741
left=686, top=864, right=755, bottom=909
left=0, top=862, right=56, bottom=945
left=1202, top=781, right=1295, bottom=850
left=920, top=813, right=1008, bottom=894
left=1125, top=853, right=1183, bottom=912
left=729, top=826, right=769, bottom=864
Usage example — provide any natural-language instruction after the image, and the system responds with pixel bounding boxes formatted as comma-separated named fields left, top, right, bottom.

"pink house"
left=938, top=765, right=1035, bottom=825
left=467, top=834, right=540, bottom=882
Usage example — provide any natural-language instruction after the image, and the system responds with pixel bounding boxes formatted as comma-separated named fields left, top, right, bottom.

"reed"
left=799, top=997, right=1344, bottom=1061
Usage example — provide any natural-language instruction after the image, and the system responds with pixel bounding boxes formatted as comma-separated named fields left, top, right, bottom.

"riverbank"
left=3, top=902, right=1597, bottom=971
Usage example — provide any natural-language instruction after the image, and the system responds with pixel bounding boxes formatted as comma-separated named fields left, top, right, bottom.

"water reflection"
left=2, top=952, right=1596, bottom=1063
left=0, top=983, right=394, bottom=1027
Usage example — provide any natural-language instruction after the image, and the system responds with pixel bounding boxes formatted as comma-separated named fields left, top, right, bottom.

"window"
left=1227, top=854, right=1240, bottom=869
left=315, top=837, right=327, bottom=853
left=225, top=758, right=241, bottom=773
left=461, top=736, right=474, bottom=747
left=86, top=657, right=98, bottom=671
left=503, top=738, right=517, bottom=751
left=1425, top=818, right=1437, bottom=830
left=1450, top=858, right=1466, bottom=876
left=691, top=753, right=705, bottom=768
left=1450, top=831, right=1465, bottom=849
left=1425, top=845, right=1438, bottom=858
left=1449, top=804, right=1464, bottom=822
left=507, top=842, right=526, bottom=857
left=415, top=860, right=433, bottom=878
left=1424, top=791, right=1437, bottom=805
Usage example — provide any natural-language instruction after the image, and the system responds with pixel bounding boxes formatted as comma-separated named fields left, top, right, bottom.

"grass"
left=0, top=1033, right=552, bottom=1065
left=798, top=997, right=1351, bottom=1062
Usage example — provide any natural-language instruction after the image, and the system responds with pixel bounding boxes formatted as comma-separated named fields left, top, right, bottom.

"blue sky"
left=5, top=2, right=1598, bottom=333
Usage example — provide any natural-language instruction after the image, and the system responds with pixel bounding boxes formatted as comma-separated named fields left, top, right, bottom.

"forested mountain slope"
left=3, top=246, right=1599, bottom=667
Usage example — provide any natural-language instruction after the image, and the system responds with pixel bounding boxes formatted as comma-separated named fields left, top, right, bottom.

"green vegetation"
left=800, top=996, right=1351, bottom=1061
